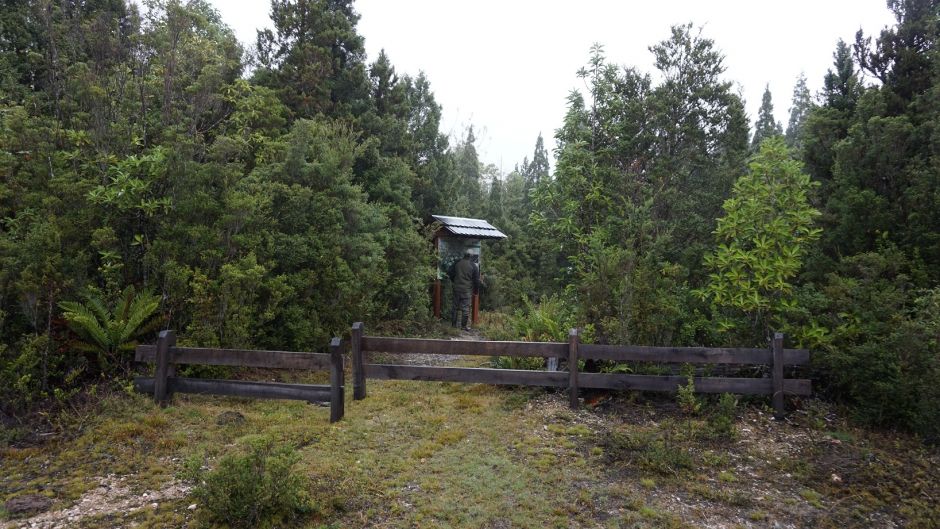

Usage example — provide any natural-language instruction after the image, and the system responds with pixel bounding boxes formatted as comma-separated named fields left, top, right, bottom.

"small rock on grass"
left=4, top=494, right=53, bottom=517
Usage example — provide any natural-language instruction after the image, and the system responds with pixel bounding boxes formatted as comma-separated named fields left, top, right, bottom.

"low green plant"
left=676, top=364, right=701, bottom=416
left=676, top=364, right=702, bottom=441
left=800, top=488, right=823, bottom=508
left=513, top=295, right=570, bottom=342
left=178, top=451, right=204, bottom=484
left=605, top=429, right=694, bottom=476
left=492, top=355, right=545, bottom=370
left=192, top=436, right=311, bottom=528
left=707, top=393, right=738, bottom=439
left=640, top=438, right=694, bottom=476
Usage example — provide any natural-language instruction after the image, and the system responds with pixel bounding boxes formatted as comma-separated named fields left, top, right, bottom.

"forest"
left=0, top=0, right=938, bottom=447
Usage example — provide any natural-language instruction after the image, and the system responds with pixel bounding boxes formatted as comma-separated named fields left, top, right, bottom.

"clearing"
left=1, top=332, right=937, bottom=528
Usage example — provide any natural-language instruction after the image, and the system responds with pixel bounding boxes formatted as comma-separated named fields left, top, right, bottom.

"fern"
left=59, top=285, right=162, bottom=369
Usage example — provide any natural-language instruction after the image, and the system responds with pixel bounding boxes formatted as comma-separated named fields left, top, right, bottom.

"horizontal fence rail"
left=578, top=344, right=810, bottom=365
left=361, top=336, right=569, bottom=358
left=135, top=345, right=332, bottom=370
left=365, top=365, right=570, bottom=386
left=134, top=377, right=333, bottom=403
left=135, top=330, right=344, bottom=422
left=350, top=323, right=811, bottom=418
left=577, top=373, right=811, bottom=395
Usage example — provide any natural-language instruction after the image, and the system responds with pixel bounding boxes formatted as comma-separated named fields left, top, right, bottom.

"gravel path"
left=378, top=329, right=484, bottom=366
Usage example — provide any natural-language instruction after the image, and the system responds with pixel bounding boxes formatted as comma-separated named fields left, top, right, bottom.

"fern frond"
left=59, top=302, right=110, bottom=353
left=85, top=295, right=112, bottom=325
left=124, top=291, right=161, bottom=341
left=116, top=285, right=137, bottom=322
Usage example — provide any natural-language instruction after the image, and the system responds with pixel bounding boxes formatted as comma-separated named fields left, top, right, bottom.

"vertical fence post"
left=568, top=328, right=580, bottom=409
left=329, top=337, right=344, bottom=422
left=352, top=322, right=366, bottom=400
left=772, top=332, right=785, bottom=419
left=153, top=330, right=176, bottom=407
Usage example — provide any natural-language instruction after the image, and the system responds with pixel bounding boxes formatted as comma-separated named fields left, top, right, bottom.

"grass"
left=800, top=488, right=823, bottom=508
left=1, top=353, right=938, bottom=528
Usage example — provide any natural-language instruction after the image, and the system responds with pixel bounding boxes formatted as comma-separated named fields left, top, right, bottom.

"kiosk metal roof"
left=432, top=215, right=507, bottom=239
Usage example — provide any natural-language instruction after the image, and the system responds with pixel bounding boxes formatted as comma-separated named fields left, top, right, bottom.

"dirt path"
left=378, top=328, right=483, bottom=366
left=2, top=476, right=190, bottom=529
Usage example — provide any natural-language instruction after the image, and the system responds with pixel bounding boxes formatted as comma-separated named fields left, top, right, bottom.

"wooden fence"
left=134, top=330, right=345, bottom=422
left=348, top=323, right=810, bottom=418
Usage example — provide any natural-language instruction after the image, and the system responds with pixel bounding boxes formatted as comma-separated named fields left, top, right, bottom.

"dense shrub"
left=810, top=249, right=940, bottom=439
left=192, top=436, right=311, bottom=528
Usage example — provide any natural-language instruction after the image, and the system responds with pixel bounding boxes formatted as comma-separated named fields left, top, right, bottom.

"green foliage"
left=532, top=28, right=748, bottom=347
left=512, top=295, right=573, bottom=343
left=59, top=285, right=162, bottom=370
left=0, top=0, right=448, bottom=411
left=707, top=393, right=738, bottom=440
left=698, top=137, right=821, bottom=342
left=488, top=296, right=589, bottom=370
left=810, top=247, right=940, bottom=438
left=676, top=365, right=701, bottom=416
left=605, top=429, right=694, bottom=476
left=794, top=3, right=940, bottom=436
left=192, top=436, right=311, bottom=528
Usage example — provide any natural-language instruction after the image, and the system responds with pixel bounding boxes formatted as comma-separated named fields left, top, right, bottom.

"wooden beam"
left=361, top=364, right=810, bottom=395
left=361, top=336, right=568, bottom=358
left=569, top=328, right=579, bottom=409
left=329, top=337, right=344, bottom=422
left=577, top=373, right=812, bottom=395
left=135, top=345, right=330, bottom=370
left=578, top=343, right=810, bottom=365
left=364, top=364, right=569, bottom=387
left=772, top=333, right=785, bottom=418
left=153, top=330, right=175, bottom=407
left=352, top=322, right=366, bottom=400
left=134, top=377, right=332, bottom=403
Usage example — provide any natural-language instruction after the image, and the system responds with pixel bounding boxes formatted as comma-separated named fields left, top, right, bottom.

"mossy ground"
left=1, top=338, right=937, bottom=528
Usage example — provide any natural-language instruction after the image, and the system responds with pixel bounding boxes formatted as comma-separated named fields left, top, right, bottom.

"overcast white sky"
left=209, top=0, right=896, bottom=172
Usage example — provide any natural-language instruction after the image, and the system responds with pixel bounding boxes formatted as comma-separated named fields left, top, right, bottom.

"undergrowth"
left=187, top=435, right=312, bottom=528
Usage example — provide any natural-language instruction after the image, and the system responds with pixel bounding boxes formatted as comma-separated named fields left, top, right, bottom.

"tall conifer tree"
left=751, top=84, right=783, bottom=150
left=785, top=73, right=813, bottom=151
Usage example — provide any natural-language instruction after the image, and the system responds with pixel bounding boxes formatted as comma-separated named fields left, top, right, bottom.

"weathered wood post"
left=568, top=328, right=579, bottom=409
left=153, top=330, right=176, bottom=407
left=772, top=332, right=785, bottom=419
left=329, top=337, right=344, bottom=422
left=351, top=322, right=366, bottom=400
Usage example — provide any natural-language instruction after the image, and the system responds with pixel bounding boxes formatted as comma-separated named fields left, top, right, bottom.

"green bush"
left=192, top=436, right=311, bottom=528
left=707, top=393, right=738, bottom=440
left=810, top=249, right=940, bottom=440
